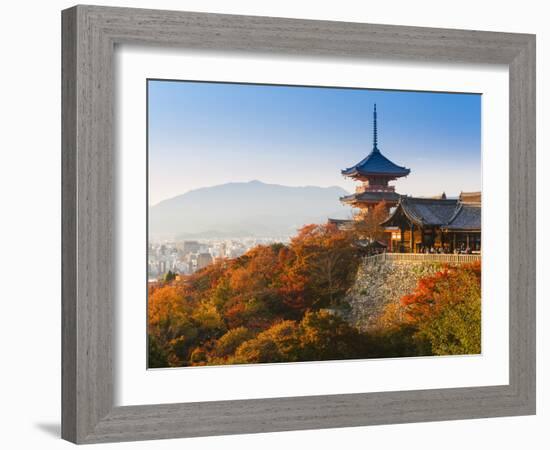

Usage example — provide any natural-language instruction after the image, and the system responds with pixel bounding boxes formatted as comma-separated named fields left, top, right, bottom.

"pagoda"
left=340, top=104, right=410, bottom=211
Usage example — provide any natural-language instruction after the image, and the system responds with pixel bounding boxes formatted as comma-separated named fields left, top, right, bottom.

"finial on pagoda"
left=373, top=103, right=379, bottom=152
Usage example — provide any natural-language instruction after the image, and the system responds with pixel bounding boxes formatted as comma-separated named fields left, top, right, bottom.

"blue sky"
left=148, top=80, right=481, bottom=205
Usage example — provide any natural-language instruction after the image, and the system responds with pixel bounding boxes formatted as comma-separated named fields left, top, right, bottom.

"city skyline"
left=148, top=80, right=481, bottom=206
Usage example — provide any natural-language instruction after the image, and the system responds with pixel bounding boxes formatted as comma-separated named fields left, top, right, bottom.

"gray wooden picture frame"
left=61, top=5, right=536, bottom=444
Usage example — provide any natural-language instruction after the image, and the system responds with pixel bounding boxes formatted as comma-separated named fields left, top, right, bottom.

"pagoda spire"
left=373, top=103, right=379, bottom=152
left=341, top=102, right=410, bottom=181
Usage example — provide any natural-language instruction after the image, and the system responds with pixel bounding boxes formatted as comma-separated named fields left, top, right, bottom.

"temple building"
left=332, top=103, right=481, bottom=254
left=380, top=192, right=481, bottom=253
left=340, top=104, right=410, bottom=211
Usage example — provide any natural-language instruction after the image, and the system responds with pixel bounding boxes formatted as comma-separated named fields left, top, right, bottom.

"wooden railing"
left=364, top=253, right=481, bottom=265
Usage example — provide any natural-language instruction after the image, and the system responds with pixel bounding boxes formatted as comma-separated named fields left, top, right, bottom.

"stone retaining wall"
left=342, top=259, right=446, bottom=331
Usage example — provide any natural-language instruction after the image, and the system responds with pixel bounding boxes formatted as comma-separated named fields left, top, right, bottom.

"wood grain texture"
left=61, top=7, right=77, bottom=443
left=61, top=5, right=536, bottom=444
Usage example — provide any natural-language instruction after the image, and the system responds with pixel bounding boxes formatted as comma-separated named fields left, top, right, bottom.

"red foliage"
left=400, top=261, right=481, bottom=323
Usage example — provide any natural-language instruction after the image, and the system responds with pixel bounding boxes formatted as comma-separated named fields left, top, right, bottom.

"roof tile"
left=342, top=149, right=410, bottom=177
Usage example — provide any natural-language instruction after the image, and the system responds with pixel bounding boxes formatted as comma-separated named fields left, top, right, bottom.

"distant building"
left=182, top=240, right=200, bottom=255
left=196, top=252, right=213, bottom=270
left=158, top=260, right=166, bottom=274
left=340, top=104, right=410, bottom=212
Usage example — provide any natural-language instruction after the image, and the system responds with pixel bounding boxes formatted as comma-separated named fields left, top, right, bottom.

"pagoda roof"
left=340, top=190, right=401, bottom=204
left=342, top=148, right=411, bottom=178
left=381, top=197, right=481, bottom=231
left=342, top=104, right=410, bottom=179
left=328, top=218, right=354, bottom=225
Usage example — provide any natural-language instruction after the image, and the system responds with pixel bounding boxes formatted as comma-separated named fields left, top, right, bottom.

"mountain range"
left=149, top=180, right=351, bottom=239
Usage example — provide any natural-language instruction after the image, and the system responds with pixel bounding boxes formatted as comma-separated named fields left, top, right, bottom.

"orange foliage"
left=148, top=228, right=481, bottom=366
left=288, top=223, right=360, bottom=309
left=147, top=223, right=363, bottom=367
left=400, top=261, right=481, bottom=324
left=353, top=200, right=389, bottom=241
left=373, top=261, right=482, bottom=356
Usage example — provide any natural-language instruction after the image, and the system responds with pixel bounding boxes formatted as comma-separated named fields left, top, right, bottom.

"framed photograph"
left=62, top=5, right=536, bottom=444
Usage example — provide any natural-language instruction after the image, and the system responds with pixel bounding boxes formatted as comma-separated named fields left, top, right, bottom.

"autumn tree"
left=353, top=200, right=389, bottom=242
left=376, top=261, right=482, bottom=356
left=402, top=262, right=481, bottom=355
left=147, top=284, right=198, bottom=367
left=298, top=310, right=369, bottom=361
left=212, top=327, right=254, bottom=359
left=147, top=283, right=195, bottom=355
left=230, top=311, right=373, bottom=365
left=191, top=300, right=226, bottom=340
left=148, top=279, right=226, bottom=366
left=289, top=223, right=360, bottom=309
left=147, top=222, right=481, bottom=367
left=233, top=321, right=300, bottom=364
left=223, top=245, right=286, bottom=328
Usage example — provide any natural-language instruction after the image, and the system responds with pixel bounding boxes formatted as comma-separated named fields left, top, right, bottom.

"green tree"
left=163, top=270, right=176, bottom=282
left=416, top=293, right=481, bottom=355
left=298, top=310, right=368, bottom=361
left=399, top=261, right=482, bottom=355
left=147, top=335, right=168, bottom=368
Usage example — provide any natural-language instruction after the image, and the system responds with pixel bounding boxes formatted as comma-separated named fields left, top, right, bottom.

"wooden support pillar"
left=410, top=223, right=415, bottom=253
left=400, top=226, right=405, bottom=252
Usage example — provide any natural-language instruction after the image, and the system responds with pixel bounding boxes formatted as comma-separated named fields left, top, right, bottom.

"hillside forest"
left=148, top=220, right=481, bottom=368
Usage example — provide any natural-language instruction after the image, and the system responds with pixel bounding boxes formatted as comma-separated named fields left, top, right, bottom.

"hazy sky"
left=148, top=80, right=481, bottom=206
